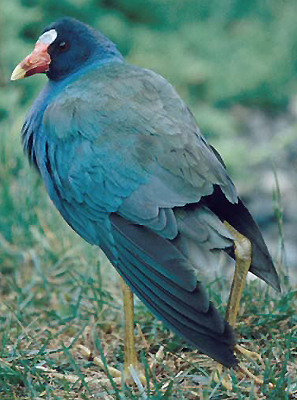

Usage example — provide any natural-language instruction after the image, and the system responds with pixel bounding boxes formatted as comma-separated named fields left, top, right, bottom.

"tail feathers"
left=117, top=252, right=237, bottom=367
left=204, top=187, right=280, bottom=292
left=228, top=198, right=280, bottom=291
left=110, top=213, right=238, bottom=367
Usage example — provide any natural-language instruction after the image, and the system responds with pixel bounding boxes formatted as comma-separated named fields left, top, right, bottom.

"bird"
left=11, top=17, right=280, bottom=386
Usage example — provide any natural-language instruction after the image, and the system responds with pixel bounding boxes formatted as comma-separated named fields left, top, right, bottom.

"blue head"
left=11, top=17, right=123, bottom=82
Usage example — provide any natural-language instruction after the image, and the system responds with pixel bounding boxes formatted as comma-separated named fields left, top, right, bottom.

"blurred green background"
left=1, top=0, right=297, bottom=272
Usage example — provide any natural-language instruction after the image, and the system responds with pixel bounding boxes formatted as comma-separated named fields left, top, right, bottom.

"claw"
left=78, top=344, right=121, bottom=378
left=235, top=344, right=264, bottom=366
left=237, top=362, right=264, bottom=386
left=78, top=344, right=146, bottom=386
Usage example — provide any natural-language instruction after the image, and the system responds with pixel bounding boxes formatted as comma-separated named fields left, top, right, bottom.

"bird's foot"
left=213, top=344, right=266, bottom=391
left=78, top=344, right=146, bottom=386
left=235, top=344, right=265, bottom=386
left=125, top=363, right=147, bottom=388
left=235, top=344, right=263, bottom=364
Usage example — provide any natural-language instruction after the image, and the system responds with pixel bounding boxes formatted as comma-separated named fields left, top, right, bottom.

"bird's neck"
left=38, top=57, right=123, bottom=112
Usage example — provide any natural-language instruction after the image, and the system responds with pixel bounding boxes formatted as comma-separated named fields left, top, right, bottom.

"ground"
left=0, top=208, right=296, bottom=399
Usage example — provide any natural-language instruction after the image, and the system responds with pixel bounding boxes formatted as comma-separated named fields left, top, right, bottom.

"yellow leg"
left=121, top=277, right=146, bottom=386
left=224, top=221, right=252, bottom=328
left=79, top=277, right=145, bottom=386
left=121, top=278, right=138, bottom=379
left=215, top=222, right=264, bottom=389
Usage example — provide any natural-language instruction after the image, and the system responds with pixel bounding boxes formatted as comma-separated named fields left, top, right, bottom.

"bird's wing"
left=36, top=62, right=242, bottom=365
left=41, top=62, right=237, bottom=211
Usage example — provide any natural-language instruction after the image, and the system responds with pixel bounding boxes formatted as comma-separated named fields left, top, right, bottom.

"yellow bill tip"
left=11, top=64, right=27, bottom=81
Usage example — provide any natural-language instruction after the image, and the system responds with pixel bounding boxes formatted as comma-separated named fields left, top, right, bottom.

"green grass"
left=1, top=114, right=297, bottom=400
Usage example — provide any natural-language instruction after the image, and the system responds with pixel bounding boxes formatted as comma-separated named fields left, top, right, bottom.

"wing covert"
left=42, top=62, right=237, bottom=228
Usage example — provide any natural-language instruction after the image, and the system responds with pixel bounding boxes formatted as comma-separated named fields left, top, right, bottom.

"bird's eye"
left=58, top=41, right=69, bottom=52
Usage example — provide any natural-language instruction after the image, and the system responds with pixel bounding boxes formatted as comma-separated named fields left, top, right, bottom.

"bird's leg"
left=224, top=221, right=251, bottom=327
left=214, top=222, right=264, bottom=388
left=121, top=278, right=138, bottom=379
left=79, top=278, right=145, bottom=386
left=121, top=278, right=146, bottom=385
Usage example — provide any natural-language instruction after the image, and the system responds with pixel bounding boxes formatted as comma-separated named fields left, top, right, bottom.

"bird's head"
left=11, top=17, right=123, bottom=82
